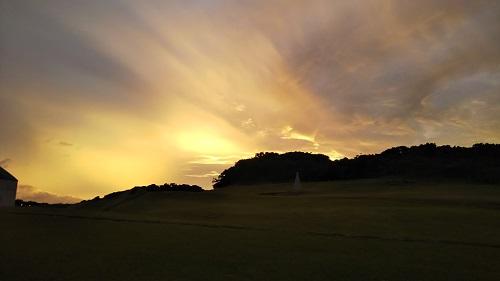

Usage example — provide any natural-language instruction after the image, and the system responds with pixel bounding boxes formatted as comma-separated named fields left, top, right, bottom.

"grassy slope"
left=1, top=179, right=500, bottom=281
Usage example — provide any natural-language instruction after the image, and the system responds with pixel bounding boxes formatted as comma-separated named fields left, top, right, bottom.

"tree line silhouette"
left=15, top=199, right=69, bottom=208
left=85, top=183, right=204, bottom=202
left=213, top=143, right=500, bottom=187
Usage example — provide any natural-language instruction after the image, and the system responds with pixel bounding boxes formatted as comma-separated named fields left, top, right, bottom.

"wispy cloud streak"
left=0, top=0, right=499, bottom=198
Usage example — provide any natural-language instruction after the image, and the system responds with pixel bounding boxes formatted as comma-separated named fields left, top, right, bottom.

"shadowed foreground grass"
left=1, top=179, right=500, bottom=281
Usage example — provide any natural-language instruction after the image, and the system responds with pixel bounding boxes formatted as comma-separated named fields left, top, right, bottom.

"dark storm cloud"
left=0, top=0, right=145, bottom=106
left=271, top=0, right=500, bottom=149
left=0, top=95, right=36, bottom=153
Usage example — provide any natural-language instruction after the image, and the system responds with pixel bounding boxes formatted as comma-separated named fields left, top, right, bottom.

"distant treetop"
left=213, top=143, right=500, bottom=187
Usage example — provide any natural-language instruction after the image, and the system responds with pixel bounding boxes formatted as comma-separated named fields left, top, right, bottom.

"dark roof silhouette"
left=0, top=167, right=17, bottom=182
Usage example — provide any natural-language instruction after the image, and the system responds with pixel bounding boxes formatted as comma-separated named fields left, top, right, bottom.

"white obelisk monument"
left=293, top=171, right=301, bottom=191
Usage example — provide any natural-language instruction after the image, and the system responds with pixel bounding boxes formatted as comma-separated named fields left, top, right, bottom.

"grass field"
left=1, top=179, right=500, bottom=281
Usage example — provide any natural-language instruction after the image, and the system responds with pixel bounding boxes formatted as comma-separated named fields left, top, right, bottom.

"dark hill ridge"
left=213, top=143, right=500, bottom=187
left=100, top=183, right=204, bottom=199
left=74, top=183, right=203, bottom=208
left=16, top=183, right=204, bottom=208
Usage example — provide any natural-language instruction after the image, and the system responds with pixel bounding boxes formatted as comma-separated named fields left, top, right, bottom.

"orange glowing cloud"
left=1, top=0, right=499, bottom=200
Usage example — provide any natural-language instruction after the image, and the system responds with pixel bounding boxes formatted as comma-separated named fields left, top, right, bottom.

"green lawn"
left=1, top=179, right=500, bottom=281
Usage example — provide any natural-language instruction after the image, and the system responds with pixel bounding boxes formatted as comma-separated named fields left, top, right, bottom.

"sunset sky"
left=1, top=0, right=499, bottom=202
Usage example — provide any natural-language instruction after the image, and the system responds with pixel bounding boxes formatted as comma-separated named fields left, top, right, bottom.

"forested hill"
left=213, top=143, right=500, bottom=187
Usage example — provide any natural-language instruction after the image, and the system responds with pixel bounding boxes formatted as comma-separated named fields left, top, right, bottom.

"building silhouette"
left=0, top=167, right=18, bottom=207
